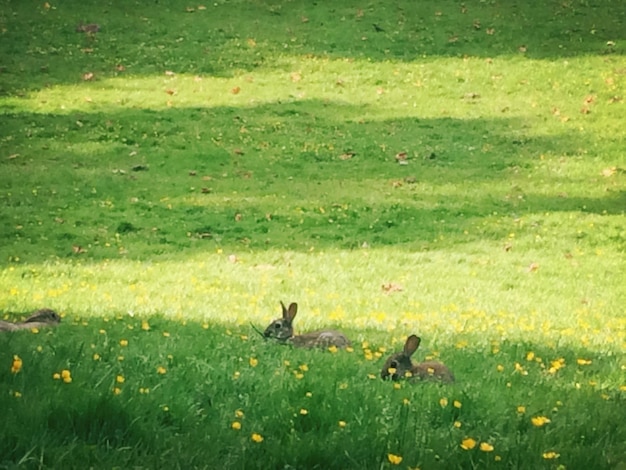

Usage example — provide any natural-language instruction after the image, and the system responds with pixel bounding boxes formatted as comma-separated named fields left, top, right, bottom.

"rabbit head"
left=381, top=334, right=455, bottom=383
left=381, top=334, right=421, bottom=380
left=263, top=301, right=296, bottom=342
left=24, top=308, right=61, bottom=325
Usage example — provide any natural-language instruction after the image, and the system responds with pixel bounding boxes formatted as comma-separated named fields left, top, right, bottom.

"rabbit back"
left=291, top=330, right=351, bottom=349
left=412, top=361, right=455, bottom=383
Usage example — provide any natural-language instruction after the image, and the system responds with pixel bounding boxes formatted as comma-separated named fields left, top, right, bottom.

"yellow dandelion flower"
left=619, top=385, right=626, bottom=392
left=61, top=369, right=71, bottom=379
left=460, top=437, right=477, bottom=450
left=299, top=408, right=308, bottom=415
left=99, top=329, right=106, bottom=334
left=251, top=433, right=264, bottom=443
left=328, top=345, right=338, bottom=353
left=454, top=421, right=462, bottom=428
left=495, top=455, right=502, bottom=461
left=387, top=367, right=397, bottom=375
left=93, top=353, right=101, bottom=361
left=118, top=355, right=124, bottom=361
left=542, top=451, right=560, bottom=459
left=299, top=364, right=309, bottom=372
left=233, top=371, right=240, bottom=379
left=162, top=332, right=170, bottom=337
left=53, top=373, right=61, bottom=380
left=345, top=346, right=354, bottom=353
left=305, top=392, right=312, bottom=397
left=403, top=398, right=410, bottom=405
left=439, top=397, right=449, bottom=407
left=231, top=421, right=242, bottom=430
left=14, top=391, right=22, bottom=398
left=295, top=373, right=304, bottom=380
left=139, top=387, right=150, bottom=394
left=404, top=370, right=413, bottom=378
left=156, top=366, right=167, bottom=374
left=283, top=360, right=290, bottom=367
left=11, top=355, right=22, bottom=374
left=119, top=339, right=128, bottom=347
left=338, top=420, right=346, bottom=428
left=235, top=410, right=244, bottom=418
left=249, top=357, right=258, bottom=367
left=393, top=383, right=401, bottom=389
left=517, top=406, right=526, bottom=414
left=531, top=416, right=551, bottom=427
left=141, top=320, right=150, bottom=331
left=339, top=383, right=349, bottom=390
left=387, top=453, right=403, bottom=465
left=453, top=400, right=462, bottom=408
left=496, top=364, right=504, bottom=372
left=116, top=375, right=125, bottom=384
left=480, top=442, right=494, bottom=452
left=367, top=374, right=377, bottom=380
left=577, top=358, right=592, bottom=365
left=526, top=351, right=535, bottom=361
left=113, top=387, right=122, bottom=395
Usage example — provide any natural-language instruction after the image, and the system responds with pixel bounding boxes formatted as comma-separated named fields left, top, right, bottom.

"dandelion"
left=162, top=332, right=170, bottom=337
left=403, top=398, right=410, bottom=405
left=231, top=421, right=241, bottom=430
left=453, top=400, right=462, bottom=408
left=439, top=397, right=449, bottom=407
left=387, top=367, right=397, bottom=375
left=251, top=433, right=264, bottom=443
left=93, top=353, right=101, bottom=361
left=156, top=366, right=167, bottom=374
left=295, top=373, right=304, bottom=380
left=328, top=345, right=338, bottom=353
left=387, top=453, right=403, bottom=465
left=299, top=408, right=308, bottom=415
left=480, top=442, right=494, bottom=452
left=339, top=383, right=349, bottom=390
left=393, top=383, right=401, bottom=390
left=53, top=373, right=61, bottom=380
left=454, top=421, right=462, bottom=428
left=496, top=364, right=504, bottom=372
left=460, top=437, right=477, bottom=450
left=305, top=392, right=312, bottom=397
left=116, top=375, right=125, bottom=384
left=61, top=369, right=72, bottom=383
left=14, top=391, right=22, bottom=398
left=119, top=339, right=128, bottom=347
left=233, top=371, right=240, bottom=379
left=577, top=358, right=592, bottom=365
left=141, top=320, right=150, bottom=331
left=531, top=416, right=551, bottom=427
left=235, top=409, right=244, bottom=418
left=367, top=374, right=377, bottom=380
left=113, top=387, right=122, bottom=395
left=249, top=357, right=258, bottom=367
left=11, top=355, right=22, bottom=374
left=345, top=346, right=354, bottom=353
left=517, top=406, right=526, bottom=414
left=338, top=420, right=346, bottom=428
left=543, top=451, right=560, bottom=459
left=526, top=351, right=535, bottom=361
left=299, top=364, right=309, bottom=372
left=139, top=387, right=150, bottom=394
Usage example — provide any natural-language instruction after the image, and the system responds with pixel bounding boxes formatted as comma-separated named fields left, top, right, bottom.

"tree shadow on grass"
left=0, top=0, right=624, bottom=95
left=0, top=99, right=623, bottom=263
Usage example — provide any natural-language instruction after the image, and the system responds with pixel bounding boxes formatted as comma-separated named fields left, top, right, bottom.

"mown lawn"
left=1, top=0, right=625, bottom=468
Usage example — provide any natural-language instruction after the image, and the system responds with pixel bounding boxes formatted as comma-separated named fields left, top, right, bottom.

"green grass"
left=1, top=0, right=625, bottom=468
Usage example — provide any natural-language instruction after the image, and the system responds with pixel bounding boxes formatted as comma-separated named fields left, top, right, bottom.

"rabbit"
left=263, top=301, right=351, bottom=349
left=76, top=22, right=101, bottom=33
left=381, top=334, right=454, bottom=383
left=0, top=308, right=61, bottom=332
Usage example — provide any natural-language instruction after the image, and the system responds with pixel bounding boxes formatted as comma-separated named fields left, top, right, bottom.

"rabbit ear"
left=280, top=301, right=297, bottom=322
left=403, top=335, right=421, bottom=356
left=286, top=302, right=298, bottom=322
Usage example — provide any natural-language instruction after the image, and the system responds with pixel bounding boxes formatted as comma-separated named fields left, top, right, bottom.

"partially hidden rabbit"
left=0, top=308, right=61, bottom=332
left=263, top=301, right=351, bottom=349
left=381, top=334, right=454, bottom=383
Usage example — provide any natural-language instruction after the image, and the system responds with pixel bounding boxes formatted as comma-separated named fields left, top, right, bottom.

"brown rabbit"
left=263, top=301, right=351, bottom=349
left=0, top=308, right=61, bottom=332
left=76, top=22, right=101, bottom=33
left=381, top=334, right=454, bottom=383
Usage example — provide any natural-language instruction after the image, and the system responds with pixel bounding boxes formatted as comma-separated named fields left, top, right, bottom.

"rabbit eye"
left=390, top=360, right=398, bottom=369
left=274, top=322, right=282, bottom=329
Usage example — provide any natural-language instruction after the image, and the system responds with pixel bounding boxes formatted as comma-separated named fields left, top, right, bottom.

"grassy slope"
left=1, top=0, right=625, bottom=468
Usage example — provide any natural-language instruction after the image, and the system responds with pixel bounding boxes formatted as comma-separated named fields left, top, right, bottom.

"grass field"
left=1, top=0, right=625, bottom=468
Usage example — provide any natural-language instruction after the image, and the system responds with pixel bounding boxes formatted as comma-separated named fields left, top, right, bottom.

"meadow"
left=1, top=0, right=625, bottom=468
